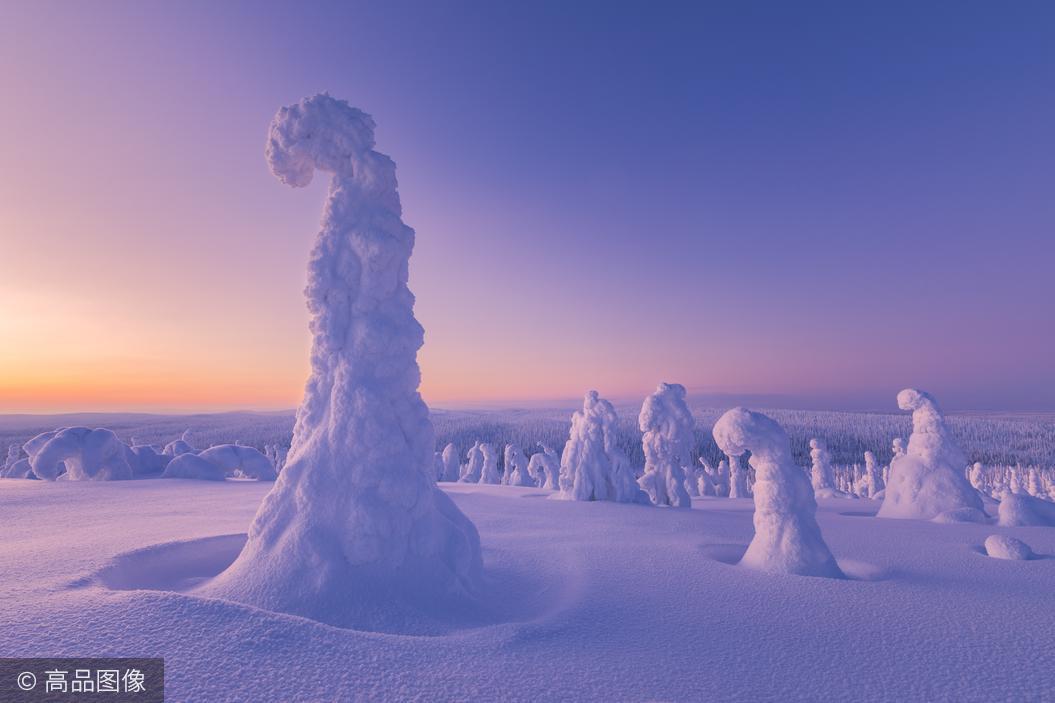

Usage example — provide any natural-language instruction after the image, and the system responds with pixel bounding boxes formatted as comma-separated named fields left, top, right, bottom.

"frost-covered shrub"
left=713, top=408, right=843, bottom=578
left=637, top=383, right=693, bottom=508
left=203, top=95, right=482, bottom=629
left=879, top=390, right=985, bottom=521
left=558, top=391, right=648, bottom=503
left=26, top=427, right=134, bottom=481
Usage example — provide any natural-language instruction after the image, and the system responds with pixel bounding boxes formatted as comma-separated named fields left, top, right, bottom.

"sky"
left=1, top=1, right=1053, bottom=413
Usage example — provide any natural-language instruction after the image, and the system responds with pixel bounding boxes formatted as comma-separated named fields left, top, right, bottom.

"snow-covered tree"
left=163, top=430, right=196, bottom=458
left=439, top=443, right=460, bottom=482
left=504, top=444, right=533, bottom=486
left=478, top=443, right=501, bottom=484
left=859, top=451, right=883, bottom=498
left=696, top=458, right=717, bottom=496
left=713, top=407, right=843, bottom=578
left=527, top=443, right=560, bottom=490
left=204, top=95, right=482, bottom=629
left=808, top=439, right=846, bottom=499
left=460, top=442, right=484, bottom=483
left=559, top=391, right=648, bottom=503
left=878, top=389, right=985, bottom=521
left=637, top=383, right=693, bottom=508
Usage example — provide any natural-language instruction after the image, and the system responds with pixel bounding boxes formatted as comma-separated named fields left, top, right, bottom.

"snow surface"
left=1, top=479, right=1053, bottom=702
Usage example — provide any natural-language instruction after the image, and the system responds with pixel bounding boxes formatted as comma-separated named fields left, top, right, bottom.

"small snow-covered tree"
left=697, top=458, right=717, bottom=496
left=558, top=391, right=648, bottom=503
left=637, top=383, right=693, bottom=508
left=460, top=442, right=484, bottom=483
left=713, top=407, right=843, bottom=578
left=860, top=451, right=883, bottom=498
left=527, top=443, right=560, bottom=490
left=878, top=389, right=985, bottom=521
left=727, top=453, right=751, bottom=498
left=478, top=443, right=501, bottom=484
left=440, top=443, right=460, bottom=482
left=504, top=444, right=533, bottom=486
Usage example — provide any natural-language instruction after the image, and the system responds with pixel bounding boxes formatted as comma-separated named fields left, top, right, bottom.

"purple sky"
left=1, top=1, right=1053, bottom=412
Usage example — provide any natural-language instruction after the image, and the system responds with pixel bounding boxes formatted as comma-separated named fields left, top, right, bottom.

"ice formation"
left=713, top=407, right=843, bottom=578
left=984, top=534, right=1034, bottom=560
left=203, top=95, right=482, bottom=629
left=460, top=442, right=484, bottom=483
left=878, top=389, right=984, bottom=521
left=504, top=444, right=533, bottom=487
left=527, top=444, right=560, bottom=490
left=997, top=492, right=1055, bottom=527
left=478, top=443, right=501, bottom=484
left=637, top=383, right=693, bottom=508
left=439, top=443, right=460, bottom=482
left=25, top=427, right=134, bottom=481
left=559, top=391, right=648, bottom=503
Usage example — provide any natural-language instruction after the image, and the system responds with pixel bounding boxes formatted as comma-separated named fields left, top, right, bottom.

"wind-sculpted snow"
left=163, top=430, right=196, bottom=458
left=559, top=391, right=648, bottom=503
left=201, top=95, right=482, bottom=631
left=26, top=427, right=134, bottom=481
left=637, top=383, right=694, bottom=508
left=998, top=492, right=1055, bottom=527
left=879, top=389, right=985, bottom=521
left=713, top=408, right=843, bottom=578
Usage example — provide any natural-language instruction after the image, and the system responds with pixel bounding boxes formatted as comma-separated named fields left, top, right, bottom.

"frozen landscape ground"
left=1, top=474, right=1053, bottom=702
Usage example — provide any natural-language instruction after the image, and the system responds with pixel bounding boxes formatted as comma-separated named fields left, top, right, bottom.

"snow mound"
left=932, top=507, right=990, bottom=524
left=162, top=453, right=227, bottom=481
left=878, top=389, right=985, bottom=521
left=197, top=445, right=276, bottom=480
left=637, top=383, right=693, bottom=508
left=26, top=427, right=133, bottom=481
left=200, top=94, right=483, bottom=632
left=713, top=407, right=843, bottom=578
left=998, top=492, right=1055, bottom=527
left=559, top=391, right=648, bottom=503
left=984, top=534, right=1034, bottom=561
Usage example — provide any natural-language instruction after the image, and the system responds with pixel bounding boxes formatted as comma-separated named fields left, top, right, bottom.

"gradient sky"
left=1, top=1, right=1053, bottom=413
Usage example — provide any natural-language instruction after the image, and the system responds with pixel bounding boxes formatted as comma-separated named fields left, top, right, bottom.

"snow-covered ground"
left=1, top=478, right=1052, bottom=702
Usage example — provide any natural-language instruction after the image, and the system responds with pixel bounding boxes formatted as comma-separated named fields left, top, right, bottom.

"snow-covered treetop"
left=897, top=388, right=966, bottom=468
left=266, top=93, right=379, bottom=188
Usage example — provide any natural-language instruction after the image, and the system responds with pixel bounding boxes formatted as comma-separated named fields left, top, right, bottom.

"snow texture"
left=637, top=383, right=693, bottom=508
left=559, top=391, right=648, bottom=503
left=713, top=407, right=843, bottom=578
left=984, top=534, right=1034, bottom=560
left=200, top=95, right=482, bottom=631
left=878, top=389, right=985, bottom=520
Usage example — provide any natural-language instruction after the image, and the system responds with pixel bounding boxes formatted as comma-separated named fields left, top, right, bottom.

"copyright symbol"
left=17, top=671, right=36, bottom=691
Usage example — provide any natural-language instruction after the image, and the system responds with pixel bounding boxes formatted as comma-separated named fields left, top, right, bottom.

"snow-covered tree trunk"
left=205, top=95, right=482, bottom=630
